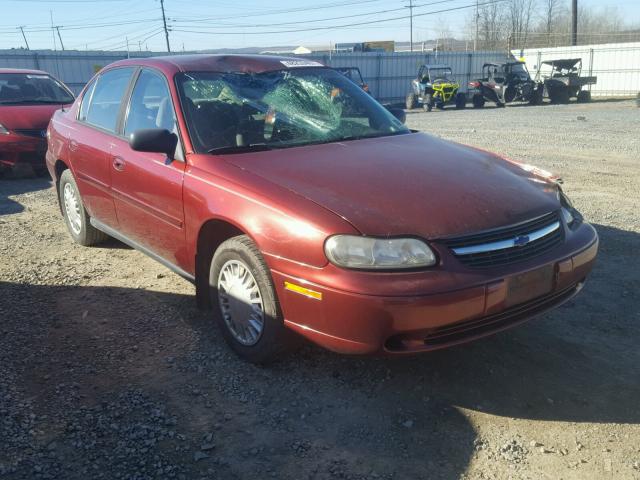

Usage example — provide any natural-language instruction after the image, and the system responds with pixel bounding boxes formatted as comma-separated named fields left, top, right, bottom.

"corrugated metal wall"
left=517, top=42, right=640, bottom=97
left=1, top=44, right=638, bottom=101
left=308, top=51, right=509, bottom=102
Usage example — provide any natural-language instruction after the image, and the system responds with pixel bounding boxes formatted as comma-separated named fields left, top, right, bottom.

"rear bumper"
left=0, top=134, right=47, bottom=170
left=273, top=226, right=598, bottom=355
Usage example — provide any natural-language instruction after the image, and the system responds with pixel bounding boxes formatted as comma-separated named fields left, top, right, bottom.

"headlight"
left=558, top=190, right=581, bottom=228
left=560, top=207, right=574, bottom=225
left=325, top=235, right=436, bottom=269
left=0, top=123, right=10, bottom=135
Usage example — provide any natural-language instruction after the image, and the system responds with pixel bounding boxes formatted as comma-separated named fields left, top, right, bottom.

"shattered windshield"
left=0, top=73, right=74, bottom=104
left=176, top=68, right=408, bottom=153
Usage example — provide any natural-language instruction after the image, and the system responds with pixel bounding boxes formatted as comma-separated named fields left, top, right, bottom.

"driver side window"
left=124, top=69, right=176, bottom=137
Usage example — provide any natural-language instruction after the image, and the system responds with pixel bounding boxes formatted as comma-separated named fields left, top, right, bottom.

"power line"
left=169, top=0, right=458, bottom=30
left=172, top=0, right=504, bottom=36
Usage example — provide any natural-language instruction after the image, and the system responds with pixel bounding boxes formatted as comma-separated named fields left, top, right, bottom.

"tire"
left=549, top=88, right=570, bottom=104
left=405, top=93, right=417, bottom=110
left=472, top=94, right=485, bottom=108
left=209, top=235, right=297, bottom=363
left=423, top=94, right=433, bottom=112
left=58, top=169, right=108, bottom=246
left=529, top=87, right=543, bottom=105
left=455, top=92, right=466, bottom=109
left=577, top=90, right=591, bottom=103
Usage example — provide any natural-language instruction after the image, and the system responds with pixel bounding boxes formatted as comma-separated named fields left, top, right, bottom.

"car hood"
left=0, top=104, right=66, bottom=130
left=224, top=132, right=560, bottom=239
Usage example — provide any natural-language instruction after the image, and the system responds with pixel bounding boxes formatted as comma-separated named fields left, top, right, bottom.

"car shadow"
left=0, top=223, right=637, bottom=478
left=0, top=177, right=51, bottom=215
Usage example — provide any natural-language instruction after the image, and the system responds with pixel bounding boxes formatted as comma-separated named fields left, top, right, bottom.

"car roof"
left=0, top=67, right=49, bottom=75
left=107, top=54, right=327, bottom=76
left=541, top=58, right=582, bottom=69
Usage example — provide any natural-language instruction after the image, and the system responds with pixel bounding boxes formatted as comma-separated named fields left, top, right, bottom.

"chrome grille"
left=442, top=211, right=563, bottom=268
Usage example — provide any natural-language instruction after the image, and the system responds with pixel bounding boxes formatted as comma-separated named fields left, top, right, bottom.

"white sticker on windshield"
left=280, top=60, right=323, bottom=68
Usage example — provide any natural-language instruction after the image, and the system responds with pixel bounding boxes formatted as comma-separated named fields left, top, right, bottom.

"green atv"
left=406, top=64, right=466, bottom=112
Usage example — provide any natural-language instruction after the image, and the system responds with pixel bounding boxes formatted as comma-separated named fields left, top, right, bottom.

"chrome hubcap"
left=217, top=260, right=264, bottom=346
left=63, top=183, right=82, bottom=235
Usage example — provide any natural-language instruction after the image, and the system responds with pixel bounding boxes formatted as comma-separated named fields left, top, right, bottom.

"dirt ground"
left=1, top=99, right=639, bottom=480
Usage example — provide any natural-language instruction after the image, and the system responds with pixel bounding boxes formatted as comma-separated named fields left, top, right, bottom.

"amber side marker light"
left=284, top=281, right=323, bottom=300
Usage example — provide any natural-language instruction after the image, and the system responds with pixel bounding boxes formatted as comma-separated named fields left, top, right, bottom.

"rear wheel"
left=455, top=92, right=466, bottom=109
left=58, top=169, right=108, bottom=246
left=577, top=90, right=591, bottom=103
left=472, top=94, right=485, bottom=108
left=405, top=93, right=417, bottom=110
left=529, top=87, right=543, bottom=105
left=210, top=235, right=297, bottom=363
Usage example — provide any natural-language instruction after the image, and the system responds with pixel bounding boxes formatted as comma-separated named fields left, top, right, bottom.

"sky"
left=0, top=0, right=638, bottom=52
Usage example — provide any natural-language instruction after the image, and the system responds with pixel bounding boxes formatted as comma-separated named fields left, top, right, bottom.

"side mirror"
left=129, top=128, right=178, bottom=159
left=387, top=107, right=406, bottom=124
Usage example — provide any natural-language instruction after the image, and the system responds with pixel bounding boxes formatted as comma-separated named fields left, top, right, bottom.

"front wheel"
left=210, top=235, right=297, bottom=363
left=423, top=94, right=433, bottom=112
left=59, top=169, right=108, bottom=246
left=455, top=92, right=466, bottom=109
left=405, top=93, right=417, bottom=110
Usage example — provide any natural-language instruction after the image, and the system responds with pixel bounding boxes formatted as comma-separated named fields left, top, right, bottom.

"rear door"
left=109, top=68, right=187, bottom=269
left=71, top=67, right=135, bottom=229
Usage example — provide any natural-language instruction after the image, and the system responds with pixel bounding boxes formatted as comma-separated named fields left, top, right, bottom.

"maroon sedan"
left=46, top=55, right=598, bottom=363
left=0, top=68, right=74, bottom=175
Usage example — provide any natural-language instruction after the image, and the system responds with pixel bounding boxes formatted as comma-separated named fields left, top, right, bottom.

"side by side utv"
left=406, top=64, right=466, bottom=112
left=468, top=61, right=543, bottom=108
left=536, top=58, right=597, bottom=104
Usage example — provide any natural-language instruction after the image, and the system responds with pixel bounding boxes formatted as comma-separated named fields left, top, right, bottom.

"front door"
left=109, top=68, right=187, bottom=269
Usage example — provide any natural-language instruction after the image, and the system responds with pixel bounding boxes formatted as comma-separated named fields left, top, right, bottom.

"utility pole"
left=126, top=36, right=130, bottom=58
left=409, top=0, right=414, bottom=52
left=474, top=0, right=479, bottom=51
left=160, top=0, right=171, bottom=52
left=18, top=26, right=30, bottom=50
left=55, top=26, right=65, bottom=50
left=571, top=0, right=578, bottom=46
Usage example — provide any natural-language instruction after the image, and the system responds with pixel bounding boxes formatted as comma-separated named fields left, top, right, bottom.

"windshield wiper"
left=207, top=143, right=273, bottom=154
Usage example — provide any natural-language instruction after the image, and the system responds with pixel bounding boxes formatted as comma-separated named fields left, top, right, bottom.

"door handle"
left=69, top=139, right=78, bottom=151
left=112, top=156, right=125, bottom=172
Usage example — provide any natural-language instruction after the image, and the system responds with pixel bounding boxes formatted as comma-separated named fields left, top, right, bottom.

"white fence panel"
left=518, top=42, right=640, bottom=97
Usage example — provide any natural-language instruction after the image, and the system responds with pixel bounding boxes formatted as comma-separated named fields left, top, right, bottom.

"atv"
left=468, top=61, right=543, bottom=108
left=406, top=64, right=466, bottom=112
left=536, top=58, right=597, bottom=104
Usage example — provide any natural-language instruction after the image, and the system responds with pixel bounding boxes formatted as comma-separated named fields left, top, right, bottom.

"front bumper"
left=0, top=134, right=47, bottom=171
left=272, top=222, right=598, bottom=355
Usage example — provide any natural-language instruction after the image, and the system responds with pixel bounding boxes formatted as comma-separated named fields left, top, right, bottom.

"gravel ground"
left=1, top=99, right=639, bottom=480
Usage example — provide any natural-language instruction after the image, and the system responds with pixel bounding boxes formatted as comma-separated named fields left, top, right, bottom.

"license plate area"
left=506, top=264, right=555, bottom=307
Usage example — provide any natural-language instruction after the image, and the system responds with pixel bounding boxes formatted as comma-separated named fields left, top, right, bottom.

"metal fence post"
left=376, top=53, right=382, bottom=101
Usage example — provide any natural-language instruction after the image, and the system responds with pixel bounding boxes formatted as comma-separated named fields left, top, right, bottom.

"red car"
left=0, top=68, right=74, bottom=175
left=46, top=55, right=598, bottom=363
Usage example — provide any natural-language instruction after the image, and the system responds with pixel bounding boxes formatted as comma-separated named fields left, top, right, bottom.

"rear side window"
left=78, top=80, right=96, bottom=122
left=84, top=68, right=134, bottom=133
left=124, top=69, right=176, bottom=136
